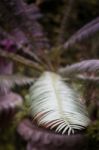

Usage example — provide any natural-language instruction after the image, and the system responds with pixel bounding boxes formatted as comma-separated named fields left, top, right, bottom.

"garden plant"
left=0, top=0, right=99, bottom=149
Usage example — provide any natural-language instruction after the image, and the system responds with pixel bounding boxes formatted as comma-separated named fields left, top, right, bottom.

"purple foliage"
left=0, top=39, right=17, bottom=52
left=0, top=39, right=17, bottom=74
left=59, top=59, right=99, bottom=76
left=0, top=0, right=50, bottom=55
left=18, top=119, right=88, bottom=150
left=63, top=17, right=99, bottom=49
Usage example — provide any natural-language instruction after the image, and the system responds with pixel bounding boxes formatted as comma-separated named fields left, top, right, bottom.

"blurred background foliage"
left=0, top=0, right=99, bottom=149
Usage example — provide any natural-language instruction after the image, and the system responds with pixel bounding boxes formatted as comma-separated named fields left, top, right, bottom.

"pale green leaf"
left=29, top=71, right=90, bottom=135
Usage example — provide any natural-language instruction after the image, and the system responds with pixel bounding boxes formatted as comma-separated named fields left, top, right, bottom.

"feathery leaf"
left=0, top=0, right=50, bottom=54
left=63, top=17, right=99, bottom=49
left=0, top=92, right=23, bottom=113
left=0, top=49, right=44, bottom=71
left=76, top=75, right=99, bottom=83
left=0, top=75, right=34, bottom=94
left=0, top=27, right=42, bottom=64
left=59, top=59, right=99, bottom=77
left=29, top=72, right=90, bottom=135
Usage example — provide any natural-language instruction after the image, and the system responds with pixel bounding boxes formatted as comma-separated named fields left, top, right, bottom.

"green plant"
left=0, top=0, right=99, bottom=135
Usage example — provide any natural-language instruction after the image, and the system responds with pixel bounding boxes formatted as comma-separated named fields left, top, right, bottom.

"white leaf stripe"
left=29, top=71, right=90, bottom=135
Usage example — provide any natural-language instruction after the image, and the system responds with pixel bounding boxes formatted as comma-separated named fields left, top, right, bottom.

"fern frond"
left=63, top=17, right=99, bottom=49
left=0, top=0, right=28, bottom=46
left=59, top=59, right=99, bottom=77
left=18, top=46, right=42, bottom=64
left=0, top=75, right=34, bottom=94
left=29, top=72, right=90, bottom=135
left=0, top=49, right=43, bottom=71
left=76, top=75, right=99, bottom=83
left=0, top=92, right=23, bottom=113
left=0, top=0, right=50, bottom=54
left=0, top=27, right=42, bottom=64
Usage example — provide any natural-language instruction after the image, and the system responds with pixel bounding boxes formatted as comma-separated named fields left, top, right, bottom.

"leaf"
left=0, top=49, right=44, bottom=71
left=63, top=17, right=99, bottom=49
left=17, top=119, right=35, bottom=141
left=29, top=71, right=90, bottom=135
left=75, top=75, right=99, bottom=83
left=0, top=27, right=42, bottom=64
left=0, top=0, right=50, bottom=54
left=59, top=59, right=99, bottom=77
left=0, top=92, right=23, bottom=113
left=0, top=75, right=34, bottom=94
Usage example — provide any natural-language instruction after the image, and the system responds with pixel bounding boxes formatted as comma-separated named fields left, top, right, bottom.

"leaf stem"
left=0, top=49, right=44, bottom=72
